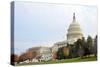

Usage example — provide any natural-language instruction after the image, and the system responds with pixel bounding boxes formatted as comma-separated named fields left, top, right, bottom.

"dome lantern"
left=73, top=12, right=76, bottom=22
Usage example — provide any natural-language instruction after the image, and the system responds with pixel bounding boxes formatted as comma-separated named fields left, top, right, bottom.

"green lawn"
left=16, top=56, right=97, bottom=66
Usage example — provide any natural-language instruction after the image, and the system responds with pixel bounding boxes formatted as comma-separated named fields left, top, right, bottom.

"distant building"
left=40, top=47, right=52, bottom=61
left=28, top=46, right=52, bottom=62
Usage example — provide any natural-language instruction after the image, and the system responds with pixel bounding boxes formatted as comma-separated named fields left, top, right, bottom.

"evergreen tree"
left=76, top=39, right=84, bottom=58
left=93, top=35, right=97, bottom=56
left=86, top=36, right=93, bottom=55
left=57, top=47, right=64, bottom=60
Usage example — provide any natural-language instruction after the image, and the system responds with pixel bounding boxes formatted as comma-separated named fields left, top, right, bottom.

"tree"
left=75, top=39, right=84, bottom=58
left=70, top=45, right=77, bottom=58
left=63, top=47, right=69, bottom=58
left=81, top=37, right=88, bottom=57
left=78, top=47, right=84, bottom=58
left=93, top=35, right=97, bottom=56
left=57, top=47, right=64, bottom=60
left=67, top=45, right=72, bottom=58
left=52, top=51, right=57, bottom=60
left=26, top=51, right=37, bottom=62
left=81, top=37, right=86, bottom=47
left=26, top=51, right=33, bottom=62
left=67, top=43, right=79, bottom=58
left=86, top=36, right=93, bottom=55
left=19, top=53, right=28, bottom=62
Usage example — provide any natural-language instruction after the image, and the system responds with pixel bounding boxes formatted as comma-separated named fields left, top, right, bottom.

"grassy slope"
left=16, top=56, right=97, bottom=66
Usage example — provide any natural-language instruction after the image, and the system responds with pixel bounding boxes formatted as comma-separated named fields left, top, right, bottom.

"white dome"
left=68, top=22, right=82, bottom=35
left=67, top=13, right=83, bottom=44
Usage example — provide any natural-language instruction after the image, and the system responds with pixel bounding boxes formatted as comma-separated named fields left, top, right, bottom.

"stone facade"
left=52, top=40, right=67, bottom=52
left=40, top=47, right=52, bottom=61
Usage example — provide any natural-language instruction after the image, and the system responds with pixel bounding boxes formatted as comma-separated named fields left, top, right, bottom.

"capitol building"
left=52, top=13, right=83, bottom=53
left=27, top=13, right=83, bottom=61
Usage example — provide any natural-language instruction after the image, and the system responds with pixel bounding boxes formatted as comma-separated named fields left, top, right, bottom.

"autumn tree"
left=26, top=51, right=37, bottom=62
left=63, top=47, right=69, bottom=58
left=19, top=53, right=28, bottom=62
left=52, top=51, right=57, bottom=60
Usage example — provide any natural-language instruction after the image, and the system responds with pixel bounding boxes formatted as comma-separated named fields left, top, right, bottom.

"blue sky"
left=14, top=2, right=97, bottom=55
